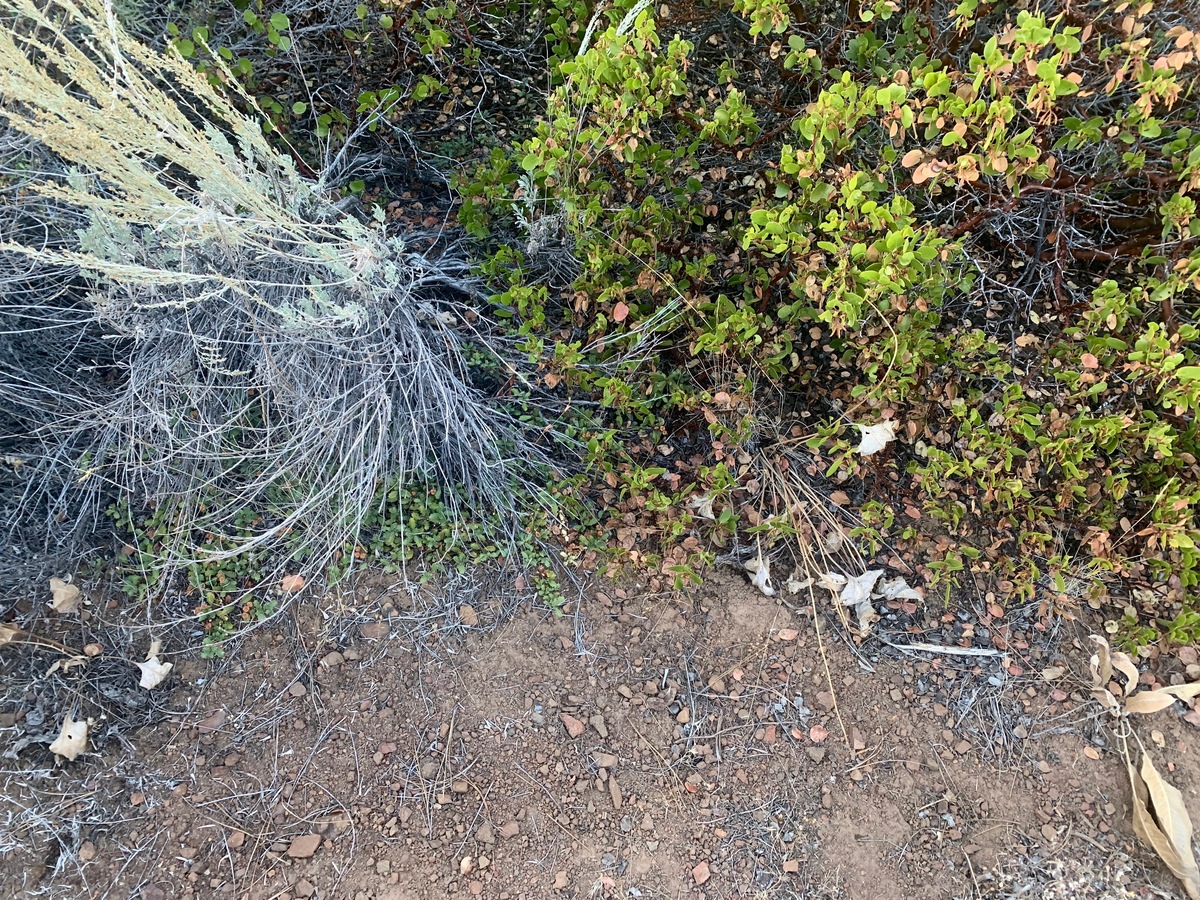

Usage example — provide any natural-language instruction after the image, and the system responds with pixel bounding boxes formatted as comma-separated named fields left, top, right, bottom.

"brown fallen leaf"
left=1129, top=754, right=1200, bottom=899
left=48, top=577, right=82, bottom=613
left=281, top=574, right=306, bottom=593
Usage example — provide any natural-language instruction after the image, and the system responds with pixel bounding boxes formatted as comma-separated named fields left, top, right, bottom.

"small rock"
left=609, top=774, right=622, bottom=810
left=593, top=751, right=618, bottom=769
left=289, top=682, right=307, bottom=698
left=320, top=651, right=344, bottom=669
left=287, top=834, right=321, bottom=859
left=806, top=747, right=826, bottom=763
left=1041, top=823, right=1058, bottom=843
left=459, top=604, right=479, bottom=627
left=360, top=621, right=389, bottom=640
left=197, top=709, right=226, bottom=734
left=589, top=713, right=608, bottom=738
left=692, top=861, right=711, bottom=885
left=227, top=831, right=246, bottom=850
left=476, top=822, right=495, bottom=844
left=294, top=879, right=315, bottom=898
left=782, top=859, right=800, bottom=874
left=499, top=821, right=520, bottom=839
left=640, top=814, right=655, bottom=832
left=620, top=815, right=634, bottom=833
left=552, top=870, right=570, bottom=890
left=676, top=708, right=691, bottom=725
left=452, top=780, right=470, bottom=794
left=560, top=714, right=586, bottom=739
left=141, top=887, right=166, bottom=900
left=469, top=881, right=483, bottom=896
left=78, top=841, right=96, bottom=862
left=955, top=740, right=972, bottom=755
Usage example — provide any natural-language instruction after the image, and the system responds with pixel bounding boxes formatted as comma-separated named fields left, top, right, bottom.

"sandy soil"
left=1, top=570, right=1196, bottom=899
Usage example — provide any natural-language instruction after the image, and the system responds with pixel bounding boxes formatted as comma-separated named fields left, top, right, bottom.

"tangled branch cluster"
left=0, top=0, right=545, bottom=584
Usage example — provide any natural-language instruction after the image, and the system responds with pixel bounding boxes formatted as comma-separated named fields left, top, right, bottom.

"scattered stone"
left=593, top=751, right=618, bottom=769
left=197, top=709, right=226, bottom=734
left=287, top=834, right=321, bottom=859
left=376, top=858, right=391, bottom=875
left=589, top=713, right=608, bottom=738
left=676, top=708, right=691, bottom=725
left=806, top=746, right=827, bottom=763
left=227, top=831, right=246, bottom=850
left=499, top=821, right=520, bottom=839
left=692, top=861, right=711, bottom=885
left=288, top=682, right=307, bottom=698
left=1041, top=823, right=1058, bottom=843
left=955, top=740, right=972, bottom=755
left=640, top=814, right=654, bottom=832
left=360, top=621, right=389, bottom=640
left=561, top=714, right=586, bottom=739
left=320, top=651, right=344, bottom=669
left=620, top=815, right=634, bottom=833
left=78, top=841, right=96, bottom=862
left=552, top=870, right=570, bottom=890
left=609, top=774, right=622, bottom=810
left=459, top=604, right=479, bottom=627
left=452, top=780, right=470, bottom=794
left=294, top=879, right=315, bottom=898
left=782, top=859, right=800, bottom=874
left=476, top=822, right=495, bottom=845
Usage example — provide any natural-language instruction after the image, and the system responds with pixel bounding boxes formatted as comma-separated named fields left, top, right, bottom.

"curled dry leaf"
left=48, top=713, right=88, bottom=762
left=841, top=570, right=884, bottom=606
left=854, top=421, right=897, bottom=456
left=0, top=623, right=17, bottom=646
left=136, top=639, right=173, bottom=689
left=1129, top=754, right=1200, bottom=899
left=48, top=577, right=82, bottom=613
left=1041, top=666, right=1066, bottom=681
left=1125, top=691, right=1183, bottom=715
left=744, top=556, right=776, bottom=597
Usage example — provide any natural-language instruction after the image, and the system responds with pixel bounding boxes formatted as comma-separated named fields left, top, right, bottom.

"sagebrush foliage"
left=0, top=0, right=551, bottom=585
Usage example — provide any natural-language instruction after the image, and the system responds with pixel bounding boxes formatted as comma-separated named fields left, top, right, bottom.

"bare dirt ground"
left=2, top=569, right=1196, bottom=899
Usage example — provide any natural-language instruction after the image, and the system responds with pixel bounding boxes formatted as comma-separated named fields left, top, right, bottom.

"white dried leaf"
left=1129, top=754, right=1200, bottom=899
left=855, top=421, right=897, bottom=456
left=786, top=575, right=813, bottom=595
left=1041, top=666, right=1066, bottom=681
left=48, top=577, right=82, bottom=613
left=744, top=556, right=776, bottom=597
left=817, top=572, right=847, bottom=593
left=875, top=576, right=922, bottom=602
left=48, top=713, right=88, bottom=761
left=853, top=599, right=880, bottom=633
left=136, top=639, right=173, bottom=689
left=841, top=570, right=884, bottom=606
left=688, top=493, right=716, bottom=519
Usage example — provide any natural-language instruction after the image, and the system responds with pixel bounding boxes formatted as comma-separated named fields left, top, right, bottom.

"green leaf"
left=270, top=12, right=290, bottom=30
left=292, top=101, right=307, bottom=115
left=1177, top=366, right=1200, bottom=382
